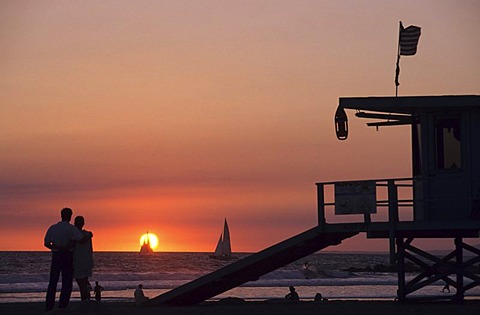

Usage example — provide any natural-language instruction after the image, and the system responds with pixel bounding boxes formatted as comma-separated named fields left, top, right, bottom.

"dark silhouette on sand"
left=94, top=281, right=104, bottom=302
left=442, top=282, right=450, bottom=293
left=134, top=284, right=150, bottom=305
left=314, top=292, right=328, bottom=301
left=285, top=286, right=299, bottom=301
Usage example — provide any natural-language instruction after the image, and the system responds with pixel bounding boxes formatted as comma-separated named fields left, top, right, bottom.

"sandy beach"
left=1, top=299, right=478, bottom=315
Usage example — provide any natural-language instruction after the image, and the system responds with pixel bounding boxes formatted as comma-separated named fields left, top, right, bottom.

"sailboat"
left=209, top=219, right=235, bottom=260
left=139, top=232, right=154, bottom=254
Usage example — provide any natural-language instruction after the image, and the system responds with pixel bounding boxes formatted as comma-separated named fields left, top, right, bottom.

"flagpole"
left=395, top=21, right=402, bottom=97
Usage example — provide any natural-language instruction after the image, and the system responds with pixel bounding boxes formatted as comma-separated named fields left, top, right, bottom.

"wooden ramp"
left=147, top=227, right=358, bottom=306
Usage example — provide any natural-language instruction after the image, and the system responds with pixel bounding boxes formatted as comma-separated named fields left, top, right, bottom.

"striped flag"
left=395, top=22, right=421, bottom=94
left=399, top=23, right=421, bottom=56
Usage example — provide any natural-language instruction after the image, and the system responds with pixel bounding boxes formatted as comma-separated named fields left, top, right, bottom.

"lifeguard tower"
left=325, top=94, right=480, bottom=301
left=149, top=94, right=480, bottom=306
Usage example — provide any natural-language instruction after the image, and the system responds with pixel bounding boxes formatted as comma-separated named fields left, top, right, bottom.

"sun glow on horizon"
left=139, top=233, right=159, bottom=249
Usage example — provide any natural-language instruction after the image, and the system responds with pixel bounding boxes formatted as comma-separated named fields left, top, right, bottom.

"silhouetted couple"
left=44, top=207, right=94, bottom=311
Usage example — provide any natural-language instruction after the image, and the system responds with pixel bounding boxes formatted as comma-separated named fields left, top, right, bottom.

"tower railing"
left=316, top=177, right=415, bottom=229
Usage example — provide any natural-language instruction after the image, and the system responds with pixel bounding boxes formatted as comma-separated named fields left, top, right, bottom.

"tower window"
left=435, top=117, right=461, bottom=170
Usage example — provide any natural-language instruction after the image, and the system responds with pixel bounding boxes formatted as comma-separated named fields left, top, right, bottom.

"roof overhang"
left=338, top=95, right=480, bottom=114
left=334, top=95, right=479, bottom=140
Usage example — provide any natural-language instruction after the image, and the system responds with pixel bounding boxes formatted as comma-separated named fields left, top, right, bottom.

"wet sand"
left=1, top=299, right=479, bottom=315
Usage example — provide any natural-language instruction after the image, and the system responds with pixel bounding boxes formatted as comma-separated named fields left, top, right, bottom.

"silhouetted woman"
left=73, top=216, right=94, bottom=301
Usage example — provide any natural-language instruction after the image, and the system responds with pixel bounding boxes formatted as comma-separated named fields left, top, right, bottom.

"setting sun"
left=139, top=233, right=159, bottom=249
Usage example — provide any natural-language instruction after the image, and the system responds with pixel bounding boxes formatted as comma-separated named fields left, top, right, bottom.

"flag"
left=395, top=22, right=421, bottom=93
left=399, top=23, right=421, bottom=56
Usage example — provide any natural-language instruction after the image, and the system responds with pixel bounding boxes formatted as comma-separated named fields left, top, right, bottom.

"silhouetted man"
left=134, top=284, right=149, bottom=305
left=285, top=286, right=299, bottom=301
left=44, top=207, right=89, bottom=311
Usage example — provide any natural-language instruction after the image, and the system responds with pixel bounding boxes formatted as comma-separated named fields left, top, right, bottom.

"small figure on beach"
left=314, top=292, right=328, bottom=302
left=44, top=207, right=92, bottom=311
left=94, top=281, right=104, bottom=302
left=73, top=216, right=94, bottom=301
left=285, top=286, right=299, bottom=301
left=134, top=284, right=150, bottom=305
left=303, top=261, right=319, bottom=279
left=442, top=282, right=450, bottom=293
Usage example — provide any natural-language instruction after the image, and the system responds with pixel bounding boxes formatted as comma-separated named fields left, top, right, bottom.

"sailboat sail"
left=213, top=234, right=224, bottom=256
left=222, top=220, right=231, bottom=255
left=211, top=219, right=233, bottom=259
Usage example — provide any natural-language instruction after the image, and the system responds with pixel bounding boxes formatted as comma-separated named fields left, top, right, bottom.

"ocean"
left=1, top=251, right=478, bottom=303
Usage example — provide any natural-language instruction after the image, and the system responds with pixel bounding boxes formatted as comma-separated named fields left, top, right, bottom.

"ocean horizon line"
left=0, top=250, right=391, bottom=254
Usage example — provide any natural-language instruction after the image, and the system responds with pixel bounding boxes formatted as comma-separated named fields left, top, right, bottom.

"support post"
left=455, top=237, right=464, bottom=302
left=316, top=183, right=326, bottom=229
left=388, top=180, right=399, bottom=265
left=396, top=237, right=406, bottom=301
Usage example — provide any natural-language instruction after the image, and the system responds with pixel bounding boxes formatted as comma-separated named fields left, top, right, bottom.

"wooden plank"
left=147, top=227, right=357, bottom=306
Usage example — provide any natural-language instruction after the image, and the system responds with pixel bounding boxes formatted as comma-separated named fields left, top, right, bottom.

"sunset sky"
left=1, top=1, right=479, bottom=252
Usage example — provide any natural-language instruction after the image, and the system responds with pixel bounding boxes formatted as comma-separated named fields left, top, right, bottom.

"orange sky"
left=1, top=1, right=479, bottom=252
